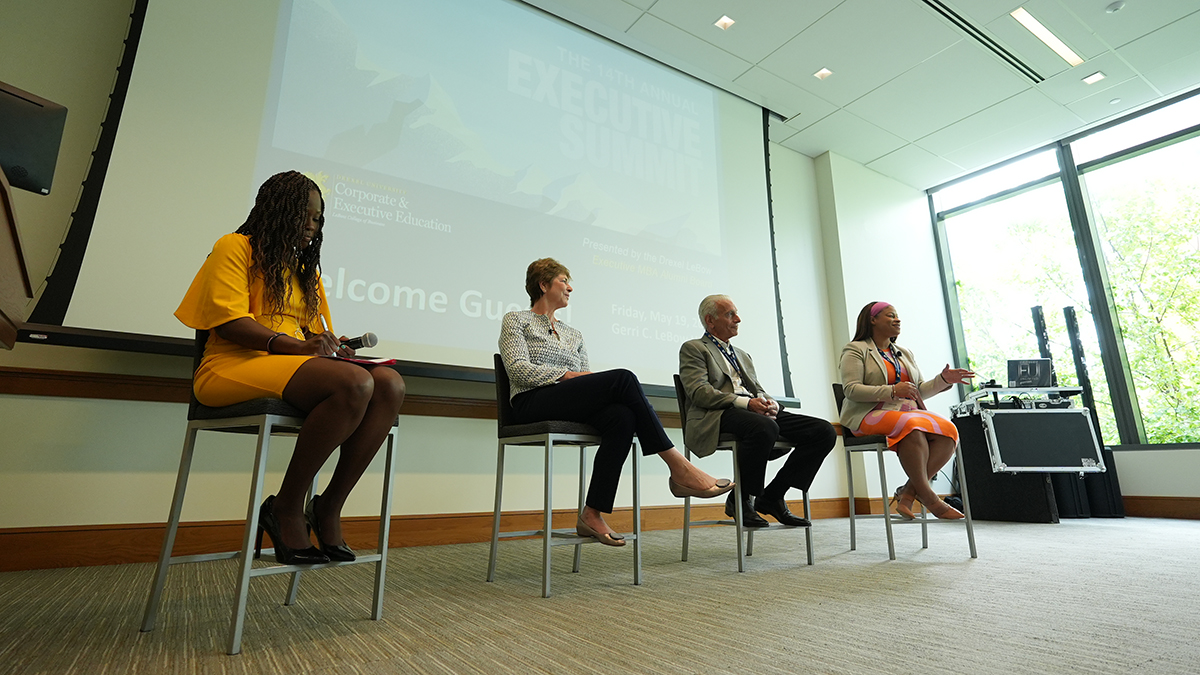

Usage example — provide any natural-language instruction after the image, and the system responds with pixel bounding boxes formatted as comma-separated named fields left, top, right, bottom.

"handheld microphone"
left=342, top=332, right=378, bottom=350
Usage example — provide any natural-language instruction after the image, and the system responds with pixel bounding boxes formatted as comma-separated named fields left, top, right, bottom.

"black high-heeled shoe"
left=256, top=495, right=330, bottom=565
left=305, top=494, right=356, bottom=562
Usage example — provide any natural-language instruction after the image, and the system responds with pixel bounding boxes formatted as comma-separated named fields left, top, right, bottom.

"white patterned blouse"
left=499, top=310, right=589, bottom=400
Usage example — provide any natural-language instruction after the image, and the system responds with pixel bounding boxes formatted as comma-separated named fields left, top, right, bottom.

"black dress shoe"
left=256, top=495, right=330, bottom=565
left=755, top=496, right=811, bottom=527
left=305, top=494, right=356, bottom=562
left=725, top=491, right=770, bottom=528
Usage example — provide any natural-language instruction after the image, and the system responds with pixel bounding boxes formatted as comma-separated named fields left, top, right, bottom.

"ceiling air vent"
left=920, top=0, right=1045, bottom=84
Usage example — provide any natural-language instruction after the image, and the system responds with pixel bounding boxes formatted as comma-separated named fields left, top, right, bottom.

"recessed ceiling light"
left=1105, top=1, right=1125, bottom=13
left=1109, top=98, right=1122, bottom=105
left=1011, top=7, right=1084, bottom=67
left=1082, top=71, right=1106, bottom=84
left=813, top=68, right=833, bottom=80
left=714, top=15, right=735, bottom=30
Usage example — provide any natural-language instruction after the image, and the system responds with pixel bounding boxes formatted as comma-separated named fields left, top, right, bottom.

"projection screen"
left=64, top=0, right=785, bottom=391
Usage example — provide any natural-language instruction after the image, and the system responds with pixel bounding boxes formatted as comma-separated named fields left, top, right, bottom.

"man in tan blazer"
left=678, top=295, right=836, bottom=527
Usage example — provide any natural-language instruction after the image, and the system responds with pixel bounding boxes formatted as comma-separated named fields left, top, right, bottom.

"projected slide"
left=254, top=0, right=726, bottom=373
left=67, top=0, right=783, bottom=390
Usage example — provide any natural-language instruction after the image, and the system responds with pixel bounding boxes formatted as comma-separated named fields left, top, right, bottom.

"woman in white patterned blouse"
left=499, top=258, right=734, bottom=546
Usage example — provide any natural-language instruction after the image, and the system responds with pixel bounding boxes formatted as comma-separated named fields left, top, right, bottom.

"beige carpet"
left=2, top=517, right=1197, bottom=674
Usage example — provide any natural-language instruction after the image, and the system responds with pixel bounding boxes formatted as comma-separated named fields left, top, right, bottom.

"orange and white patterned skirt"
left=857, top=407, right=959, bottom=448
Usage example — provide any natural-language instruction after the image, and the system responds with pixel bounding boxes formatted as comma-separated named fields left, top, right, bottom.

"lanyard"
left=879, top=348, right=903, bottom=384
left=706, top=333, right=744, bottom=377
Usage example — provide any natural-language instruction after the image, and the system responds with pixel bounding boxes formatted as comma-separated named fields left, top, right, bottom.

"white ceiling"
left=525, top=0, right=1200, bottom=189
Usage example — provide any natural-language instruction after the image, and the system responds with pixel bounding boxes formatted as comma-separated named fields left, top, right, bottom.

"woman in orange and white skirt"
left=839, top=301, right=975, bottom=519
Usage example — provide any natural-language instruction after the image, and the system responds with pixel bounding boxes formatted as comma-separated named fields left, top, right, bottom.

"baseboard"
left=3, top=497, right=850, bottom=573
left=1121, top=496, right=1200, bottom=520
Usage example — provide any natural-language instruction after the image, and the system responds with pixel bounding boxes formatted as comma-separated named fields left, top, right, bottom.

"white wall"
left=815, top=151, right=961, bottom=498
left=1, top=0, right=135, bottom=310
left=1113, top=450, right=1200, bottom=498
left=768, top=142, right=844, bottom=500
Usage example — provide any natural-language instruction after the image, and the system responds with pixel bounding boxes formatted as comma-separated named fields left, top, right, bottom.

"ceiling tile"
left=623, top=0, right=657, bottom=10
left=780, top=110, right=907, bottom=165
left=524, top=0, right=645, bottom=33
left=1036, top=50, right=1136, bottom=105
left=1057, top=0, right=1200, bottom=49
left=626, top=12, right=753, bottom=82
left=646, top=0, right=842, bottom=65
left=846, top=40, right=1031, bottom=142
left=1116, top=9, right=1200, bottom=74
left=1065, top=76, right=1159, bottom=123
left=942, top=106, right=1081, bottom=168
left=916, top=88, right=1064, bottom=155
left=866, top=144, right=966, bottom=190
left=1142, top=54, right=1200, bottom=98
left=758, top=0, right=963, bottom=107
left=768, top=119, right=799, bottom=145
left=734, top=67, right=838, bottom=125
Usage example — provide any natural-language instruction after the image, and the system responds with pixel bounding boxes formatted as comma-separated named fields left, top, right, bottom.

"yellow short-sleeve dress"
left=175, top=233, right=333, bottom=407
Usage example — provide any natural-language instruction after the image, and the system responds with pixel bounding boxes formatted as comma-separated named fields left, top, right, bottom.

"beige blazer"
left=678, top=337, right=772, bottom=458
left=838, top=340, right=949, bottom=432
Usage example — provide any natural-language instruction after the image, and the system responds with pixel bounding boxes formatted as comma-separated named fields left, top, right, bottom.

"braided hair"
left=235, top=171, right=324, bottom=324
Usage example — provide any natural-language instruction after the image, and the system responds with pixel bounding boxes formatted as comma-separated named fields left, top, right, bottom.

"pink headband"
left=870, top=302, right=892, bottom=317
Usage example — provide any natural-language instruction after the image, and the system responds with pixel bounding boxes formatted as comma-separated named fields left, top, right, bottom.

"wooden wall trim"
left=0, top=365, right=684, bottom=425
left=6, top=496, right=1195, bottom=572
left=1122, top=496, right=1200, bottom=520
left=0, top=498, right=847, bottom=572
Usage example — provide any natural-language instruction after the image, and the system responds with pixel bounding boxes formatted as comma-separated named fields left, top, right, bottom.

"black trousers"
left=719, top=408, right=837, bottom=498
left=511, top=369, right=672, bottom=513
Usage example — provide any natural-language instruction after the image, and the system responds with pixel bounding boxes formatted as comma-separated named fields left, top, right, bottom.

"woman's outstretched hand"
left=941, top=364, right=976, bottom=385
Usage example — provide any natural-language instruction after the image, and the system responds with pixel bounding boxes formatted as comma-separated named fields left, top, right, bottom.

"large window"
left=941, top=181, right=1117, bottom=443
left=931, top=89, right=1200, bottom=448
left=1080, top=134, right=1200, bottom=443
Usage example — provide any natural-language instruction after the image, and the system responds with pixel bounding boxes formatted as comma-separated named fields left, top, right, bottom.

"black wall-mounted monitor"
left=0, top=81, right=68, bottom=195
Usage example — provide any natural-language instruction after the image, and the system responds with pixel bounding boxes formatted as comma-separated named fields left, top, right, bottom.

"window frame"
left=927, top=87, right=1200, bottom=450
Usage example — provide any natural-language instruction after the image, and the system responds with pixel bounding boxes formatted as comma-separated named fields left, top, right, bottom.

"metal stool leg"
left=227, top=423, right=273, bottom=655
left=876, top=448, right=896, bottom=561
left=632, top=442, right=642, bottom=586
left=486, top=442, right=505, bottom=582
left=846, top=447, right=857, bottom=551
left=803, top=491, right=814, bottom=566
left=732, top=445, right=745, bottom=572
left=681, top=446, right=692, bottom=562
left=285, top=472, right=321, bottom=606
left=956, top=444, right=978, bottom=558
left=141, top=425, right=199, bottom=632
left=542, top=438, right=553, bottom=599
left=372, top=430, right=396, bottom=619
left=573, top=446, right=585, bottom=574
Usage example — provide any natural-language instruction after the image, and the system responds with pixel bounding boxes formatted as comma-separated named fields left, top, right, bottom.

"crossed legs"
left=512, top=369, right=727, bottom=539
left=893, top=430, right=961, bottom=518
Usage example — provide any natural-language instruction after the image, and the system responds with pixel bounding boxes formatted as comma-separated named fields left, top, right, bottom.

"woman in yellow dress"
left=176, top=171, right=405, bottom=564
left=839, top=301, right=974, bottom=520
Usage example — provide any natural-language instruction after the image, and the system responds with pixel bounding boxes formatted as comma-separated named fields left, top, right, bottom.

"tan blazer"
left=838, top=340, right=949, bottom=432
left=678, top=337, right=772, bottom=457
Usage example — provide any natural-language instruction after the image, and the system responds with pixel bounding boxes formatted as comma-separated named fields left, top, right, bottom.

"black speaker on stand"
left=1063, top=307, right=1124, bottom=518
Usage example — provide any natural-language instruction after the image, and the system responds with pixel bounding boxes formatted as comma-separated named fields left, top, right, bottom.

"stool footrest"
left=248, top=553, right=384, bottom=577
left=497, top=528, right=640, bottom=547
